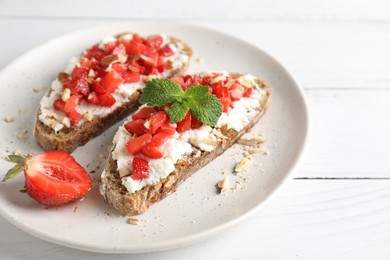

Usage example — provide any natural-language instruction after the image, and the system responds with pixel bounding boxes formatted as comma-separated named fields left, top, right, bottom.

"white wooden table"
left=1, top=0, right=390, bottom=259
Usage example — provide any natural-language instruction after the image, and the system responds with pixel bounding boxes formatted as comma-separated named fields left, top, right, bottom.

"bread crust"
left=34, top=36, right=192, bottom=153
left=100, top=74, right=271, bottom=215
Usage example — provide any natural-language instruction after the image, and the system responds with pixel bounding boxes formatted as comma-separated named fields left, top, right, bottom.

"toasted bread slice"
left=35, top=34, right=192, bottom=153
left=100, top=72, right=271, bottom=215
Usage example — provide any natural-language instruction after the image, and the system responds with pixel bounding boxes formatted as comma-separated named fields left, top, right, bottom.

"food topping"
left=119, top=74, right=258, bottom=183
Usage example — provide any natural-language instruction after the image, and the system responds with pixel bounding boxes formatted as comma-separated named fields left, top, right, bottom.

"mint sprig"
left=140, top=79, right=222, bottom=126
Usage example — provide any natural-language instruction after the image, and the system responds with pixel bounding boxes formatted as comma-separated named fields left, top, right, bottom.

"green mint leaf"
left=168, top=102, right=190, bottom=123
left=8, top=155, right=24, bottom=164
left=2, top=164, right=23, bottom=182
left=139, top=79, right=184, bottom=106
left=189, top=93, right=222, bottom=127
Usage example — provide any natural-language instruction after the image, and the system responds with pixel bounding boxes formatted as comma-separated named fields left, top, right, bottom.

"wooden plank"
left=297, top=89, right=390, bottom=178
left=0, top=19, right=389, bottom=89
left=1, top=180, right=390, bottom=258
left=0, top=0, right=389, bottom=22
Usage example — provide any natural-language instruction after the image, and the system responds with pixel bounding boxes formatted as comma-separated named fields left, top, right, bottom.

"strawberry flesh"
left=23, top=151, right=92, bottom=206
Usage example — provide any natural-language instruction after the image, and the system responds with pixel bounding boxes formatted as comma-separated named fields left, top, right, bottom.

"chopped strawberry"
left=124, top=119, right=147, bottom=136
left=141, top=144, right=163, bottom=159
left=149, top=111, right=168, bottom=133
left=214, top=85, right=229, bottom=98
left=2, top=151, right=92, bottom=206
left=71, top=65, right=89, bottom=79
left=125, top=41, right=146, bottom=55
left=66, top=109, right=83, bottom=126
left=141, top=53, right=158, bottom=67
left=111, top=63, right=128, bottom=73
left=104, top=41, right=117, bottom=54
left=64, top=95, right=82, bottom=113
left=122, top=71, right=140, bottom=83
left=132, top=34, right=145, bottom=44
left=96, top=93, right=116, bottom=107
left=144, top=67, right=159, bottom=75
left=159, top=45, right=174, bottom=57
left=146, top=35, right=163, bottom=49
left=112, top=43, right=126, bottom=56
left=131, top=157, right=149, bottom=180
left=170, top=77, right=185, bottom=88
left=176, top=112, right=192, bottom=132
left=159, top=122, right=176, bottom=136
left=229, top=84, right=245, bottom=101
left=156, top=56, right=165, bottom=73
left=243, top=87, right=253, bottom=97
left=53, top=98, right=66, bottom=112
left=151, top=132, right=170, bottom=146
left=92, top=81, right=107, bottom=94
left=87, top=92, right=100, bottom=105
left=219, top=97, right=232, bottom=113
left=126, top=133, right=152, bottom=155
left=132, top=107, right=156, bottom=120
left=191, top=115, right=203, bottom=129
left=101, top=69, right=124, bottom=93
left=84, top=45, right=105, bottom=61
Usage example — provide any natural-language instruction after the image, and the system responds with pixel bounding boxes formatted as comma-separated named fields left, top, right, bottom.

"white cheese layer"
left=38, top=34, right=189, bottom=132
left=108, top=74, right=265, bottom=194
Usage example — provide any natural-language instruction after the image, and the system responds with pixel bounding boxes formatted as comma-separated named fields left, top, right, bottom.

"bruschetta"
left=100, top=72, right=271, bottom=215
left=35, top=33, right=192, bottom=153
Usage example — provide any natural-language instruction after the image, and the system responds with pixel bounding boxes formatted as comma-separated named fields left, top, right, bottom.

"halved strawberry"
left=131, top=157, right=149, bottom=180
left=132, top=107, right=156, bottom=120
left=126, top=133, right=152, bottom=155
left=2, top=151, right=92, bottom=206
left=141, top=144, right=163, bottom=159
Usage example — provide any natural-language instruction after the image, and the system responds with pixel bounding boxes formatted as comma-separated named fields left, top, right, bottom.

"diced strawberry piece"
left=192, top=74, right=203, bottom=85
left=191, top=115, right=203, bottom=129
left=131, top=157, right=149, bottom=180
left=176, top=112, right=192, bottom=132
left=201, top=76, right=213, bottom=86
left=53, top=98, right=66, bottom=112
left=92, top=81, right=107, bottom=94
left=159, top=122, right=176, bottom=136
left=144, top=67, right=159, bottom=75
left=84, top=45, right=105, bottom=61
left=104, top=41, right=117, bottom=54
left=219, top=97, right=232, bottom=113
left=151, top=132, right=170, bottom=147
left=64, top=95, right=82, bottom=113
left=122, top=71, right=140, bottom=83
left=126, top=133, right=152, bottom=155
left=100, top=69, right=124, bottom=93
left=149, top=111, right=168, bottom=133
left=125, top=41, right=146, bottom=55
left=146, top=35, right=163, bottom=49
left=80, top=57, right=98, bottom=69
left=124, top=119, right=147, bottom=136
left=170, top=77, right=185, bottom=88
left=159, top=45, right=174, bottom=57
left=66, top=109, right=83, bottom=126
left=214, top=85, right=229, bottom=98
left=141, top=144, right=163, bottom=159
left=72, top=76, right=90, bottom=96
left=112, top=43, right=126, bottom=56
left=87, top=91, right=100, bottom=105
left=96, top=93, right=116, bottom=107
left=71, top=65, right=89, bottom=79
left=156, top=56, right=165, bottom=73
left=132, top=107, right=156, bottom=120
left=111, top=63, right=128, bottom=73
left=182, top=75, right=194, bottom=90
left=132, top=34, right=145, bottom=44
left=8, top=151, right=92, bottom=206
left=141, top=52, right=158, bottom=67
left=128, top=63, right=144, bottom=74
left=243, top=87, right=253, bottom=97
left=229, top=84, right=246, bottom=101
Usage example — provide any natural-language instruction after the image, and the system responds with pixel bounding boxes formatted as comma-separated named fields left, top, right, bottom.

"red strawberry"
left=131, top=157, right=149, bottom=180
left=3, top=151, right=92, bottom=206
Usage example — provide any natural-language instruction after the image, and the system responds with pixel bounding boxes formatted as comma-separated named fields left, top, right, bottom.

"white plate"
left=0, top=22, right=309, bottom=253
